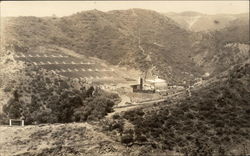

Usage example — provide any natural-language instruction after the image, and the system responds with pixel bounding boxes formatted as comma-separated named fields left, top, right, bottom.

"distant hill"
left=2, top=9, right=249, bottom=85
left=2, top=9, right=202, bottom=85
left=165, top=12, right=249, bottom=32
left=190, top=18, right=249, bottom=76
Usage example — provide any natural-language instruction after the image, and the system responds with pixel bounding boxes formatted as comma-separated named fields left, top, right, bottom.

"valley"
left=0, top=6, right=249, bottom=156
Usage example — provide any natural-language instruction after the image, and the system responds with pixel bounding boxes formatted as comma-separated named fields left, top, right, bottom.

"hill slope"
left=2, top=9, right=249, bottom=85
left=104, top=61, right=250, bottom=155
left=2, top=9, right=203, bottom=84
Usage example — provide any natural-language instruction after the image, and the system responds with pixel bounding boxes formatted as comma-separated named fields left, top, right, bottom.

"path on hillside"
left=107, top=91, right=185, bottom=118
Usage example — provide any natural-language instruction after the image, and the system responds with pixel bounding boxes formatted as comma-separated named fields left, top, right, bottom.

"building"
left=130, top=77, right=143, bottom=92
left=130, top=76, right=167, bottom=93
left=146, top=76, right=168, bottom=92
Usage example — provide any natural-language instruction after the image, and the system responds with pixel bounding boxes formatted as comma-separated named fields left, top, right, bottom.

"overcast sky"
left=1, top=1, right=249, bottom=17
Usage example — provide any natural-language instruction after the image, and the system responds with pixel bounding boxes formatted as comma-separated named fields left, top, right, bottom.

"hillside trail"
left=107, top=91, right=186, bottom=119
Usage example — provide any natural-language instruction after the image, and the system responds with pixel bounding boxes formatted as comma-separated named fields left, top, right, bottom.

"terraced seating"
left=14, top=53, right=120, bottom=83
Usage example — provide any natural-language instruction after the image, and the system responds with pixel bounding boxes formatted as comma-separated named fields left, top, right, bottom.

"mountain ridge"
left=2, top=9, right=249, bottom=85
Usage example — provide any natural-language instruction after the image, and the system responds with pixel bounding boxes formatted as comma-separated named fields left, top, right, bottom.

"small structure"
left=131, top=76, right=167, bottom=93
left=131, top=77, right=144, bottom=92
left=9, top=119, right=24, bottom=126
left=131, top=84, right=141, bottom=92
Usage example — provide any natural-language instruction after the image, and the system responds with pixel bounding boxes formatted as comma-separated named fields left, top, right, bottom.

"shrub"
left=121, top=134, right=134, bottom=145
left=0, top=113, right=8, bottom=124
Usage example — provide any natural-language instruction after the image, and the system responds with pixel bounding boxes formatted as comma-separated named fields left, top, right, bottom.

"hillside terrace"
left=13, top=53, right=123, bottom=83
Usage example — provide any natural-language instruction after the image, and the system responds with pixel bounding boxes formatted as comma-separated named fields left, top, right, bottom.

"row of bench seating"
left=14, top=54, right=70, bottom=58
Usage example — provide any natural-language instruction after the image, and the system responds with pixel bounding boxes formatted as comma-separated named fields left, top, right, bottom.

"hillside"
left=0, top=48, right=120, bottom=124
left=103, top=61, right=250, bottom=155
left=190, top=18, right=249, bottom=76
left=2, top=9, right=203, bottom=84
left=3, top=9, right=249, bottom=85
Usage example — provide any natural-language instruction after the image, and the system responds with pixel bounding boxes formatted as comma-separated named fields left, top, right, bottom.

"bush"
left=0, top=113, right=8, bottom=124
left=121, top=134, right=134, bottom=145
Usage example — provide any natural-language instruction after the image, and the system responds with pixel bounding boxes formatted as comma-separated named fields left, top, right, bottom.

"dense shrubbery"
left=1, top=66, right=119, bottom=124
left=104, top=63, right=250, bottom=155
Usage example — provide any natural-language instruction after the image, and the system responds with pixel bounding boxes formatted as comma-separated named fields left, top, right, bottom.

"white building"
left=146, top=76, right=167, bottom=91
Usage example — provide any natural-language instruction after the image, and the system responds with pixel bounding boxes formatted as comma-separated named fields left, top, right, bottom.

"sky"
left=1, top=1, right=249, bottom=17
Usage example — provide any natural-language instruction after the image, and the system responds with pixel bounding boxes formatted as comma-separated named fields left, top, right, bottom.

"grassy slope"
left=0, top=123, right=128, bottom=156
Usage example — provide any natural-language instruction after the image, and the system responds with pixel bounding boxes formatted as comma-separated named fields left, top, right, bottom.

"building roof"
left=146, top=77, right=166, bottom=83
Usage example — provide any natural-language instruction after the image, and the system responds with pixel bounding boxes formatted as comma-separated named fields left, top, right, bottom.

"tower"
left=139, top=77, right=143, bottom=90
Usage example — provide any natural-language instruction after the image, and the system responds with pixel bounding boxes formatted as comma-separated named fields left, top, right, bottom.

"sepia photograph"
left=0, top=1, right=249, bottom=155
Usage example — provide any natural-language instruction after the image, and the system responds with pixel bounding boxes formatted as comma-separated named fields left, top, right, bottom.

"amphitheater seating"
left=14, top=52, right=121, bottom=83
